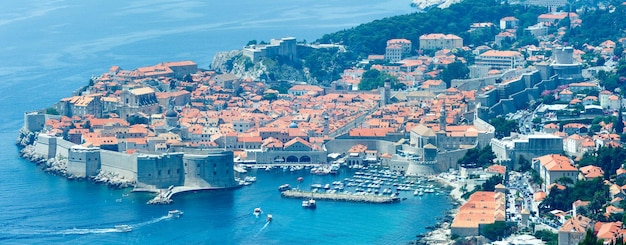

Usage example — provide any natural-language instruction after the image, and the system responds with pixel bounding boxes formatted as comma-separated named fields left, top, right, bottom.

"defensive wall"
left=31, top=133, right=237, bottom=189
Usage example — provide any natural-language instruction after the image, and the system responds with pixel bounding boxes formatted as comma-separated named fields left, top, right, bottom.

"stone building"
left=119, top=86, right=160, bottom=120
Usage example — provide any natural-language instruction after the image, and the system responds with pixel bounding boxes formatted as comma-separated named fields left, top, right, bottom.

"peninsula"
left=15, top=0, right=626, bottom=243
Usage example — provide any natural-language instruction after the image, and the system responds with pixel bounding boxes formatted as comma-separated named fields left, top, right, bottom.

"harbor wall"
left=325, top=139, right=399, bottom=155
left=23, top=111, right=46, bottom=132
left=56, top=138, right=74, bottom=159
left=405, top=163, right=438, bottom=176
left=100, top=150, right=138, bottom=182
left=183, top=150, right=237, bottom=188
left=33, top=134, right=57, bottom=159
left=437, top=148, right=471, bottom=172
left=67, top=146, right=101, bottom=178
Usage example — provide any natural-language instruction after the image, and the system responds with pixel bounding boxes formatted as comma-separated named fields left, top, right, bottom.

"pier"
left=280, top=190, right=400, bottom=204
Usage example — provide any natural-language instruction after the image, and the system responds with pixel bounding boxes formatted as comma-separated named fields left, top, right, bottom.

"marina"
left=281, top=190, right=400, bottom=203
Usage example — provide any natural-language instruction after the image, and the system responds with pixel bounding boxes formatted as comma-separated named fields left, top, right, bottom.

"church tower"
left=439, top=102, right=446, bottom=132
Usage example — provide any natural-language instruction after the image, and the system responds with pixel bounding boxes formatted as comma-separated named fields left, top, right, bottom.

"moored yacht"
left=302, top=198, right=317, bottom=209
left=278, top=184, right=291, bottom=192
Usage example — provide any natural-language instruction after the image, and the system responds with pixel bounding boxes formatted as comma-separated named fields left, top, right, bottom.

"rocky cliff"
left=210, top=50, right=314, bottom=83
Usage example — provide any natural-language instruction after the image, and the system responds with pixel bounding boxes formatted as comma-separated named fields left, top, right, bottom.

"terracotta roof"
left=559, top=215, right=592, bottom=233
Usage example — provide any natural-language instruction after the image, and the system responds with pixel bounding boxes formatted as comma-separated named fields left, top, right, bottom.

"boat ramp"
left=281, top=190, right=400, bottom=204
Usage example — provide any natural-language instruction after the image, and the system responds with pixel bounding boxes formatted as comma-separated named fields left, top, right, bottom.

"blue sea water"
left=0, top=1, right=454, bottom=244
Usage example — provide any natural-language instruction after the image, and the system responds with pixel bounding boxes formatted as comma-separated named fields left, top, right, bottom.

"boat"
left=243, top=176, right=257, bottom=182
left=266, top=214, right=273, bottom=222
left=278, top=184, right=291, bottom=192
left=115, top=225, right=132, bottom=232
left=302, top=198, right=317, bottom=209
left=254, top=207, right=262, bottom=215
left=168, top=209, right=184, bottom=218
left=413, top=189, right=419, bottom=196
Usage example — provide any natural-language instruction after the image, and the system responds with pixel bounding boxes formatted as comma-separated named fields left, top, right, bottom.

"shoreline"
left=414, top=174, right=465, bottom=245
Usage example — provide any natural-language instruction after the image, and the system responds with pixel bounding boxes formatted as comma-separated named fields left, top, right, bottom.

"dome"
left=165, top=110, right=178, bottom=118
left=289, top=122, right=298, bottom=128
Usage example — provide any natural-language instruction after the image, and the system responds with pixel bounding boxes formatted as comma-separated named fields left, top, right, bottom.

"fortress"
left=27, top=130, right=238, bottom=191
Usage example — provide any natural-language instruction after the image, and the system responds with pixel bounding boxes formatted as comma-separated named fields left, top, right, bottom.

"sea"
left=0, top=1, right=454, bottom=244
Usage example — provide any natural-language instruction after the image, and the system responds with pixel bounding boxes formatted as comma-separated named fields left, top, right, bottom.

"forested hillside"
left=317, top=0, right=545, bottom=57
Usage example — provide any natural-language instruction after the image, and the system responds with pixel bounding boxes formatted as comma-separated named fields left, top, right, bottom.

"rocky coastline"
left=15, top=129, right=135, bottom=189
left=413, top=175, right=465, bottom=245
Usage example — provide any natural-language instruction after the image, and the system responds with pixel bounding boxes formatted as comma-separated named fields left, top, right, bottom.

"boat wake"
left=254, top=221, right=271, bottom=236
left=7, top=214, right=174, bottom=237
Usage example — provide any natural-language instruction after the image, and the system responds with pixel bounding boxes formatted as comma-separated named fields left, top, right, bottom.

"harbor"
left=281, top=189, right=400, bottom=203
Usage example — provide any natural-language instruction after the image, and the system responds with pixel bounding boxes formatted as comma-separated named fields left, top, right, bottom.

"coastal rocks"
left=92, top=170, right=135, bottom=189
left=20, top=145, right=69, bottom=176
left=15, top=128, right=37, bottom=147
left=210, top=49, right=314, bottom=83
left=410, top=0, right=461, bottom=10
left=210, top=50, right=242, bottom=73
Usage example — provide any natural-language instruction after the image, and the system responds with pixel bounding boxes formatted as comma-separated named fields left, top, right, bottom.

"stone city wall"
left=100, top=150, right=138, bottom=182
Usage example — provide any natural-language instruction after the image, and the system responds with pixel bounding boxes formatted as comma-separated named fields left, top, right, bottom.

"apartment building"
left=419, top=34, right=463, bottom=51
left=474, top=50, right=525, bottom=70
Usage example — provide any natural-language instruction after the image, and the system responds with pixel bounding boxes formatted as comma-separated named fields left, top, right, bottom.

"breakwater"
left=280, top=190, right=400, bottom=203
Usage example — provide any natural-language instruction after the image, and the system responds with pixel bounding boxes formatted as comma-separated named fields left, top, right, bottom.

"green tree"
left=481, top=175, right=503, bottom=192
left=357, top=69, right=399, bottom=91
left=518, top=156, right=531, bottom=172
left=45, top=107, right=60, bottom=115
left=477, top=146, right=496, bottom=168
left=440, top=60, right=469, bottom=88
left=490, top=116, right=519, bottom=139
left=262, top=93, right=277, bottom=101
left=534, top=230, right=558, bottom=245
left=83, top=120, right=91, bottom=130
left=616, top=108, right=624, bottom=134
left=579, top=229, right=603, bottom=245
left=481, top=221, right=514, bottom=241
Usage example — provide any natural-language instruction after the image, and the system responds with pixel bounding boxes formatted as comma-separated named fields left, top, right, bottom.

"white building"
left=385, top=39, right=412, bottom=63
left=474, top=50, right=525, bottom=70
left=532, top=154, right=578, bottom=193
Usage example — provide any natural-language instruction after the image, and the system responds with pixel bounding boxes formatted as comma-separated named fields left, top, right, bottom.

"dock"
left=280, top=190, right=400, bottom=204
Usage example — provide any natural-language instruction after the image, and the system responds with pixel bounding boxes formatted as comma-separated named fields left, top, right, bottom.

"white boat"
left=278, top=184, right=291, bottom=192
left=266, top=214, right=273, bottom=222
left=168, top=209, right=184, bottom=218
left=254, top=207, right=262, bottom=215
left=413, top=189, right=419, bottom=196
left=244, top=176, right=257, bottom=182
left=302, top=198, right=317, bottom=209
left=115, top=225, right=132, bottom=232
